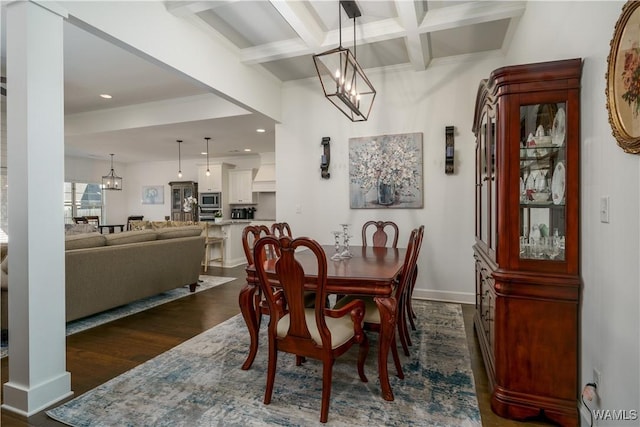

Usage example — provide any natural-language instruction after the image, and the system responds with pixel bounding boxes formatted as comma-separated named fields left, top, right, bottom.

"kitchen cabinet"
left=228, top=169, right=256, bottom=204
left=198, top=163, right=233, bottom=193
left=169, top=181, right=198, bottom=222
left=472, top=59, right=581, bottom=426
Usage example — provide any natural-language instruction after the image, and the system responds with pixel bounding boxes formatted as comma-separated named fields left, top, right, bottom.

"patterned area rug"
left=0, top=275, right=235, bottom=359
left=46, top=300, right=481, bottom=427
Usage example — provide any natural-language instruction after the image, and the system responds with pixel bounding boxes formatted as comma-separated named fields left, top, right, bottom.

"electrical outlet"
left=593, top=368, right=601, bottom=388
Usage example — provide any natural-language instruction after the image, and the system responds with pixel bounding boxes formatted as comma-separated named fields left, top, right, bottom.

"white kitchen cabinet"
left=198, top=164, right=222, bottom=192
left=228, top=169, right=256, bottom=204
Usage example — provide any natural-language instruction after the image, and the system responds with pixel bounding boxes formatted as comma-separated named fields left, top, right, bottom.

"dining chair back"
left=73, top=217, right=88, bottom=224
left=242, top=225, right=273, bottom=266
left=361, top=220, right=399, bottom=248
left=126, top=215, right=144, bottom=231
left=84, top=216, right=100, bottom=226
left=270, top=222, right=292, bottom=238
left=253, top=235, right=369, bottom=423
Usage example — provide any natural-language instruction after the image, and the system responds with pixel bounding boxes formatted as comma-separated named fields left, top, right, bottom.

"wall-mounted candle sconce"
left=321, top=136, right=331, bottom=179
left=445, top=126, right=455, bottom=175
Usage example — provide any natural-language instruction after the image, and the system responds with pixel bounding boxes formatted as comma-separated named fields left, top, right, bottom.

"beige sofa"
left=1, top=225, right=205, bottom=329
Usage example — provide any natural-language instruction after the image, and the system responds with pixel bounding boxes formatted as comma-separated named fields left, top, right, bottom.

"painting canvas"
left=349, top=132, right=423, bottom=209
left=142, top=185, right=164, bottom=205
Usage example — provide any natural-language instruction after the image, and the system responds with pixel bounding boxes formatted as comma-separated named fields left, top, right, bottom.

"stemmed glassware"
left=340, top=224, right=352, bottom=258
left=331, top=231, right=343, bottom=260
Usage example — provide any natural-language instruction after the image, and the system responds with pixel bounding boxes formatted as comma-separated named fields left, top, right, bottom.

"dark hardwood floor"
left=1, top=265, right=555, bottom=426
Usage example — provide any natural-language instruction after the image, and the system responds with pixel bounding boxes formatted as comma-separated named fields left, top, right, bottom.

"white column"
left=2, top=1, right=71, bottom=416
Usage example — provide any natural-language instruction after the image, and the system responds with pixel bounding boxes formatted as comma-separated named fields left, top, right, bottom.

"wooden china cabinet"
left=472, top=58, right=582, bottom=426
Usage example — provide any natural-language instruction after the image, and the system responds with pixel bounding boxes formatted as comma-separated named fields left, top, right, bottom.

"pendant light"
left=313, top=0, right=376, bottom=122
left=177, top=139, right=183, bottom=178
left=204, top=137, right=211, bottom=176
left=102, top=154, right=122, bottom=190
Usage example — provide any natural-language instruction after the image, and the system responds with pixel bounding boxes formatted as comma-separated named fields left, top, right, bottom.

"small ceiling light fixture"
left=99, top=93, right=112, bottom=99
left=102, top=153, right=122, bottom=190
left=256, top=128, right=266, bottom=133
left=204, top=137, right=211, bottom=176
left=177, top=139, right=183, bottom=178
left=313, top=0, right=376, bottom=122
left=244, top=148, right=252, bottom=152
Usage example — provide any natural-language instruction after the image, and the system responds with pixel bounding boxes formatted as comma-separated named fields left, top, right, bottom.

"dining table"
left=239, top=244, right=406, bottom=401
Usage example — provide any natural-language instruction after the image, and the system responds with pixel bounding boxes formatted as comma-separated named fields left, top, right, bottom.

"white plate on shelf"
left=552, top=161, right=565, bottom=205
left=551, top=107, right=566, bottom=146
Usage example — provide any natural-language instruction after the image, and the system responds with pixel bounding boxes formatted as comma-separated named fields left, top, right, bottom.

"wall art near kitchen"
left=349, top=132, right=423, bottom=208
left=607, top=0, right=640, bottom=154
left=142, top=185, right=164, bottom=205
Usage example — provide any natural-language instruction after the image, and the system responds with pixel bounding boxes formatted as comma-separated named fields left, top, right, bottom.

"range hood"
left=252, top=152, right=276, bottom=192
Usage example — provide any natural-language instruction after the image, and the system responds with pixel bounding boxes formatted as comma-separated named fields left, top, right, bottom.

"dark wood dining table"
left=239, top=244, right=406, bottom=401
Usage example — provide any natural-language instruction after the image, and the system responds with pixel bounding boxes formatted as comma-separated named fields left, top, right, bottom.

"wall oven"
left=199, top=192, right=221, bottom=209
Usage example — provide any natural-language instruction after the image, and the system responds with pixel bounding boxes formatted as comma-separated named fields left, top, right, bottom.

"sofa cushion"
left=65, top=233, right=107, bottom=250
left=104, top=229, right=157, bottom=246
left=155, top=225, right=203, bottom=240
left=129, top=220, right=150, bottom=231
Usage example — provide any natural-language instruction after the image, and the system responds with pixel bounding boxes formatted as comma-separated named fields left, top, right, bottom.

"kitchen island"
left=202, top=220, right=251, bottom=269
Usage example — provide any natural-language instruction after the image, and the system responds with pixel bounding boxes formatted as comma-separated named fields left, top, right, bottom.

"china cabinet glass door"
left=519, top=102, right=566, bottom=261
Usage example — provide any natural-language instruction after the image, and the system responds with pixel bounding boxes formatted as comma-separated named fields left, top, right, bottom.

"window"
left=64, top=182, right=103, bottom=224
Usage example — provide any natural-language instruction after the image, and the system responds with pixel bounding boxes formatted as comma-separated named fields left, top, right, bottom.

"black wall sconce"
left=445, top=126, right=455, bottom=175
left=321, top=136, right=331, bottom=179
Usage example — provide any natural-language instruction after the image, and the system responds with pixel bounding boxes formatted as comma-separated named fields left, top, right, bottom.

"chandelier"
left=102, top=154, right=122, bottom=190
left=313, top=0, right=376, bottom=122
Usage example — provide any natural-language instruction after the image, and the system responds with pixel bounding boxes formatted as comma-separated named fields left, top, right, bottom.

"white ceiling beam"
left=394, top=0, right=427, bottom=71
left=165, top=1, right=235, bottom=17
left=269, top=0, right=324, bottom=51
left=239, top=1, right=525, bottom=66
left=420, top=1, right=526, bottom=33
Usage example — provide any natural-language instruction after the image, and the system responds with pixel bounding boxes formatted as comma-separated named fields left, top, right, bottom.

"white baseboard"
left=412, top=289, right=475, bottom=305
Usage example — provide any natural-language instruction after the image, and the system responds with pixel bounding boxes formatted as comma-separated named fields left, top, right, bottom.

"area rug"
left=46, top=300, right=481, bottom=427
left=0, top=275, right=236, bottom=359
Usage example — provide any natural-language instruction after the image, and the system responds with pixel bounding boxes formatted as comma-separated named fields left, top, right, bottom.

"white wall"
left=503, top=1, right=639, bottom=424
left=277, top=55, right=504, bottom=303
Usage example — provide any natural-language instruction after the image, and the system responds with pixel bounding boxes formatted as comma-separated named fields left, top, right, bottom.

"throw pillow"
left=151, top=221, right=169, bottom=230
left=129, top=220, right=150, bottom=231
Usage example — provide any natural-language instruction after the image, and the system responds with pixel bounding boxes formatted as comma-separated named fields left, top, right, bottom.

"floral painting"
left=607, top=0, right=640, bottom=153
left=349, top=132, right=423, bottom=208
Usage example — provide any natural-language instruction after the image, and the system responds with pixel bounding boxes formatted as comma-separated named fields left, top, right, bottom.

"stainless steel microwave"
left=199, top=192, right=221, bottom=209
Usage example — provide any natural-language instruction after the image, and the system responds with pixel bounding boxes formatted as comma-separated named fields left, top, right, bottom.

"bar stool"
left=202, top=222, right=225, bottom=272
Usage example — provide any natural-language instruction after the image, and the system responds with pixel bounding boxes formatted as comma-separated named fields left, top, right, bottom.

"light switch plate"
left=600, top=196, right=610, bottom=223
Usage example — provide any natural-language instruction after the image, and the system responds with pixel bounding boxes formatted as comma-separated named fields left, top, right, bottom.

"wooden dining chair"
left=84, top=215, right=100, bottom=226
left=126, top=215, right=144, bottom=231
left=334, top=227, right=421, bottom=380
left=73, top=216, right=88, bottom=224
left=361, top=220, right=399, bottom=248
left=270, top=222, right=292, bottom=238
left=253, top=235, right=369, bottom=423
left=397, top=225, right=425, bottom=356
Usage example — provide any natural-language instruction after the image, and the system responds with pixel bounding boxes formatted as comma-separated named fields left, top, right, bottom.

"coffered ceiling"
left=10, top=1, right=527, bottom=164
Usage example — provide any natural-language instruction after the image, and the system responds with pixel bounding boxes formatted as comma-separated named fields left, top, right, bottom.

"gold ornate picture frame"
left=606, top=0, right=640, bottom=154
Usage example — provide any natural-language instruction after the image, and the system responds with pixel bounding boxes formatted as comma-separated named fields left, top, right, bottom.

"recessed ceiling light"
left=100, top=94, right=112, bottom=99
left=256, top=128, right=265, bottom=133
left=244, top=148, right=252, bottom=152
left=200, top=151, right=207, bottom=155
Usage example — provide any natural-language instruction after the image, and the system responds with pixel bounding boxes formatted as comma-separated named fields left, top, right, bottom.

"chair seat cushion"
left=276, top=309, right=356, bottom=349
left=334, top=295, right=380, bottom=324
